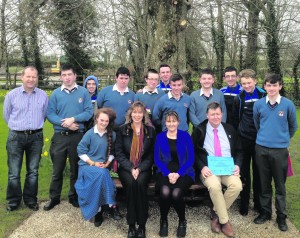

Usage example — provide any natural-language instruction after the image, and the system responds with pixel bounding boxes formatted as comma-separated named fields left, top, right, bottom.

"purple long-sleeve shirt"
left=3, top=85, right=48, bottom=130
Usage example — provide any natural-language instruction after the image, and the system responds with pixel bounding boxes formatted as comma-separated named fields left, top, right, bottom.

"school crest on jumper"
left=278, top=111, right=284, bottom=117
left=183, top=103, right=188, bottom=108
left=128, top=100, right=132, bottom=104
left=78, top=97, right=83, bottom=103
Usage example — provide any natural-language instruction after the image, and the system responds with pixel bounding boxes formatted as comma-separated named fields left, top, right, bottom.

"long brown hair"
left=125, top=101, right=152, bottom=126
left=94, top=108, right=116, bottom=159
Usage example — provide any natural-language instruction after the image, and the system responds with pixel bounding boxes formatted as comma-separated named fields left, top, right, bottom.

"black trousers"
left=239, top=137, right=260, bottom=208
left=255, top=144, right=288, bottom=216
left=49, top=132, right=83, bottom=200
left=156, top=173, right=193, bottom=221
left=118, top=169, right=152, bottom=226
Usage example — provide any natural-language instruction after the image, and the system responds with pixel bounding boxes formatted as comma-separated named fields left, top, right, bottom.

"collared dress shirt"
left=3, top=85, right=48, bottom=130
left=204, top=122, right=231, bottom=157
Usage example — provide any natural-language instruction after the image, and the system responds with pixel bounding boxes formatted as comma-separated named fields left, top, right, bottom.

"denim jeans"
left=6, top=130, right=43, bottom=206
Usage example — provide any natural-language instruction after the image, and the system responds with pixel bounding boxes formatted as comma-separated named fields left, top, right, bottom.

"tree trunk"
left=264, top=0, right=281, bottom=75
left=1, top=0, right=10, bottom=89
left=292, top=53, right=300, bottom=102
left=242, top=0, right=261, bottom=72
left=29, top=1, right=44, bottom=82
left=127, top=0, right=151, bottom=83
left=152, top=1, right=175, bottom=65
left=210, top=0, right=225, bottom=87
left=0, top=0, right=7, bottom=69
left=153, top=1, right=190, bottom=70
left=18, top=0, right=29, bottom=66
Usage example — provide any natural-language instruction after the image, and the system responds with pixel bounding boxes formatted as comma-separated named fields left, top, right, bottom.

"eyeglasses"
left=224, top=75, right=237, bottom=79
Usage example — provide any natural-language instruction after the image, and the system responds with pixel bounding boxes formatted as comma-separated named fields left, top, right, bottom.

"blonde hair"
left=239, top=69, right=256, bottom=79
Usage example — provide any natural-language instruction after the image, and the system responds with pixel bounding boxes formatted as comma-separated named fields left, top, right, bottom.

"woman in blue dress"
left=75, top=107, right=122, bottom=227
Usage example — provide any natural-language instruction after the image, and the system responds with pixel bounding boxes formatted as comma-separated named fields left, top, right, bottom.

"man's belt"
left=58, top=130, right=83, bottom=136
left=14, top=129, right=43, bottom=135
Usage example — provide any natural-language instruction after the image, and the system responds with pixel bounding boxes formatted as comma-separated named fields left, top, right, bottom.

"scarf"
left=130, top=124, right=144, bottom=168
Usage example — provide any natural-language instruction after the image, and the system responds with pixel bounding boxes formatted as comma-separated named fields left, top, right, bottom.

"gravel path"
left=9, top=200, right=300, bottom=238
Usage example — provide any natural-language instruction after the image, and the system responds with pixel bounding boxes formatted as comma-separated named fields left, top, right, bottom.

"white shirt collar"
left=266, top=95, right=281, bottom=104
left=93, top=125, right=107, bottom=137
left=142, top=87, right=158, bottom=94
left=207, top=121, right=223, bottom=132
left=167, top=91, right=183, bottom=99
left=200, top=88, right=213, bottom=96
left=61, top=83, right=78, bottom=92
left=113, top=84, right=129, bottom=95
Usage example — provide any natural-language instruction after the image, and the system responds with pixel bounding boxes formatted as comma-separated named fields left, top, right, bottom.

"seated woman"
left=75, top=108, right=122, bottom=227
left=115, top=101, right=156, bottom=238
left=154, top=111, right=195, bottom=238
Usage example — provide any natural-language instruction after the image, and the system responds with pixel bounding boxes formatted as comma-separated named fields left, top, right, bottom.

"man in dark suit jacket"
left=192, top=102, right=243, bottom=238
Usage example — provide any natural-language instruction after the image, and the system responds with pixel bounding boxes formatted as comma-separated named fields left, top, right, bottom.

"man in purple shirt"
left=3, top=66, right=48, bottom=212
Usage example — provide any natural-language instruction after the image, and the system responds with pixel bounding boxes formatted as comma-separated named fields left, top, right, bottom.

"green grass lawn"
left=285, top=110, right=300, bottom=229
left=0, top=90, right=300, bottom=237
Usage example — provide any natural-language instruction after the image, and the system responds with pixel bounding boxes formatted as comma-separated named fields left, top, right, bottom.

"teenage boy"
left=220, top=66, right=242, bottom=126
left=4, top=66, right=48, bottom=212
left=232, top=69, right=266, bottom=216
left=189, top=68, right=227, bottom=128
left=97, top=67, right=135, bottom=130
left=253, top=73, right=298, bottom=232
left=83, top=75, right=99, bottom=130
left=135, top=69, right=165, bottom=118
left=153, top=73, right=190, bottom=131
left=156, top=64, right=172, bottom=93
left=44, top=64, right=93, bottom=211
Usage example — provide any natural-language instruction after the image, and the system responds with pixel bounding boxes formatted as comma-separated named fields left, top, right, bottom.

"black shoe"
left=276, top=215, right=288, bottom=231
left=6, top=205, right=18, bottom=212
left=26, top=203, right=39, bottom=211
left=177, top=220, right=187, bottom=237
left=137, top=226, right=146, bottom=238
left=127, top=226, right=136, bottom=238
left=110, top=206, right=122, bottom=220
left=159, top=219, right=168, bottom=237
left=69, top=199, right=79, bottom=208
left=94, top=212, right=103, bottom=227
left=239, top=205, right=249, bottom=216
left=253, top=212, right=271, bottom=224
left=43, top=199, right=60, bottom=211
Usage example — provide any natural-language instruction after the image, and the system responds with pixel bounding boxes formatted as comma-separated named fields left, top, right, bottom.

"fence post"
left=13, top=73, right=17, bottom=88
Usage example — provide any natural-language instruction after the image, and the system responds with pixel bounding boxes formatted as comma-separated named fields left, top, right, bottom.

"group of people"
left=3, top=63, right=297, bottom=238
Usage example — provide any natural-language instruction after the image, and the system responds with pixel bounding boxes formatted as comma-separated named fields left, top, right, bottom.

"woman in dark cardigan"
left=154, top=111, right=195, bottom=238
left=115, top=101, right=156, bottom=238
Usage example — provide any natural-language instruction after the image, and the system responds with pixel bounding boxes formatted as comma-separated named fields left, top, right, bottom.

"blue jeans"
left=6, top=130, right=43, bottom=206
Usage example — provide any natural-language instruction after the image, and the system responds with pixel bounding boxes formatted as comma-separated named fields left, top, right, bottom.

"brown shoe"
left=210, top=209, right=221, bottom=233
left=221, top=221, right=234, bottom=237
